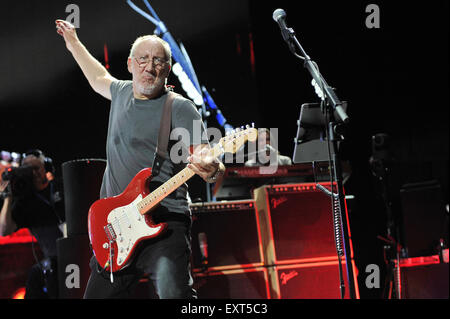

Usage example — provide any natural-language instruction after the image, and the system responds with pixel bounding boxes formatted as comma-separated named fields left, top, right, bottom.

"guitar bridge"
left=104, top=223, right=116, bottom=242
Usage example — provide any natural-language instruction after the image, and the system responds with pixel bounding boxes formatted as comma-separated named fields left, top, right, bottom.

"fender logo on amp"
left=280, top=270, right=299, bottom=285
left=271, top=196, right=288, bottom=209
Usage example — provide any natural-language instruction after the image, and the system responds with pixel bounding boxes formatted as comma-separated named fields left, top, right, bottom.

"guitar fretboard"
left=136, top=143, right=223, bottom=215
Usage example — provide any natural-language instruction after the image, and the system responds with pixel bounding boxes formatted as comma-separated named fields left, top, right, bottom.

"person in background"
left=245, top=128, right=292, bottom=167
left=0, top=150, right=64, bottom=298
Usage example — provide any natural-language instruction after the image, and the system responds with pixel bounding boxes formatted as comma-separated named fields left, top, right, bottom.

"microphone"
left=272, top=8, right=290, bottom=42
left=198, top=232, right=208, bottom=266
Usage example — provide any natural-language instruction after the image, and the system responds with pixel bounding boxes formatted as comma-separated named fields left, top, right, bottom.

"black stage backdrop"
left=0, top=1, right=448, bottom=299
left=249, top=0, right=449, bottom=299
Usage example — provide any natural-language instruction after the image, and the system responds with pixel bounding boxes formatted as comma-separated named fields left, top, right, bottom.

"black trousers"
left=83, top=212, right=196, bottom=299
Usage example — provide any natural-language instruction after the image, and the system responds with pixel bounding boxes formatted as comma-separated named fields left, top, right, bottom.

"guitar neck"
left=136, top=143, right=223, bottom=215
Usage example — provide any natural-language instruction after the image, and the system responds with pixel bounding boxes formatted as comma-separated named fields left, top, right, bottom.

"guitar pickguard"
left=106, top=195, right=163, bottom=266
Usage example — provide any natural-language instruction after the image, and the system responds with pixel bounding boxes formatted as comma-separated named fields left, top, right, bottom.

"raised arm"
left=55, top=19, right=116, bottom=100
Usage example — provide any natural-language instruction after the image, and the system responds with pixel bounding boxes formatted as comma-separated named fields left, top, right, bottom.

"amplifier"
left=212, top=163, right=330, bottom=201
left=253, top=182, right=350, bottom=264
left=399, top=181, right=448, bottom=257
left=395, top=253, right=449, bottom=299
left=62, top=159, right=106, bottom=236
left=0, top=242, right=43, bottom=298
left=56, top=234, right=92, bottom=299
left=193, top=266, right=270, bottom=299
left=272, top=259, right=354, bottom=299
left=192, top=260, right=358, bottom=299
left=190, top=200, right=263, bottom=270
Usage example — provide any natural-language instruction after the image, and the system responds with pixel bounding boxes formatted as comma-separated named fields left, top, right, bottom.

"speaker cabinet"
left=193, top=267, right=270, bottom=299
left=253, top=183, right=345, bottom=264
left=0, top=241, right=42, bottom=298
left=62, top=159, right=106, bottom=236
left=56, top=234, right=91, bottom=299
left=271, top=259, right=353, bottom=299
left=253, top=182, right=360, bottom=299
left=396, top=254, right=449, bottom=299
left=190, top=200, right=263, bottom=270
left=189, top=183, right=359, bottom=299
left=400, top=181, right=448, bottom=257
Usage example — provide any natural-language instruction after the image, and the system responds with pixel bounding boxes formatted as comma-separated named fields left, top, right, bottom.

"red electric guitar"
left=87, top=126, right=257, bottom=273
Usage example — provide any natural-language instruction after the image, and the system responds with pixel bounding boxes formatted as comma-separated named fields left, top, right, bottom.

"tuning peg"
left=245, top=124, right=250, bottom=129
left=251, top=122, right=255, bottom=128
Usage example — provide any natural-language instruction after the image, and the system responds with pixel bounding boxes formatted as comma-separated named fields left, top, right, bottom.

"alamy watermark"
left=365, top=4, right=381, bottom=29
left=365, top=264, right=380, bottom=289
left=65, top=264, right=80, bottom=289
left=170, top=122, right=280, bottom=174
left=65, top=4, right=80, bottom=28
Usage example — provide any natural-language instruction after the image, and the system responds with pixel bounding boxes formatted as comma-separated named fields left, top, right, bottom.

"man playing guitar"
left=56, top=19, right=225, bottom=299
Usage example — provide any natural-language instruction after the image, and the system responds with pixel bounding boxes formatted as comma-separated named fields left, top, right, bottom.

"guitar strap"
left=152, top=90, right=178, bottom=177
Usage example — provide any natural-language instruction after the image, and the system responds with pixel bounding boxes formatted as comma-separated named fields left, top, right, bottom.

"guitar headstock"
left=220, top=124, right=258, bottom=154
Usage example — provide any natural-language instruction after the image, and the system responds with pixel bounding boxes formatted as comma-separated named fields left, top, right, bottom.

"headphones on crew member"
left=21, top=149, right=55, bottom=175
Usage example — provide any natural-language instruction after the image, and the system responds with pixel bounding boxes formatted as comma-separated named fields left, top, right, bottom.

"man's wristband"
left=0, top=191, right=12, bottom=200
left=206, top=165, right=224, bottom=184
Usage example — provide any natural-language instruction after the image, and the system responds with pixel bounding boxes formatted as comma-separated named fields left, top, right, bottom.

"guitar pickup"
left=104, top=223, right=116, bottom=242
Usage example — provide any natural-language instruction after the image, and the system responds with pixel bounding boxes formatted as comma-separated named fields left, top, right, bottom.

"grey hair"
left=129, top=35, right=172, bottom=66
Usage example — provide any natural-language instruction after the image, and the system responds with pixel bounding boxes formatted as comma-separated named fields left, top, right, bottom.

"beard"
left=136, top=82, right=158, bottom=96
left=135, top=74, right=166, bottom=97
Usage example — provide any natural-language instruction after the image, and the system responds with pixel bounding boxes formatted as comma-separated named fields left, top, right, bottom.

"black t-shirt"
left=11, top=181, right=65, bottom=257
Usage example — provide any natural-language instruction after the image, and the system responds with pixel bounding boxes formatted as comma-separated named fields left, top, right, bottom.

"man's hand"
left=187, top=145, right=224, bottom=183
left=55, top=20, right=80, bottom=53
left=54, top=19, right=115, bottom=100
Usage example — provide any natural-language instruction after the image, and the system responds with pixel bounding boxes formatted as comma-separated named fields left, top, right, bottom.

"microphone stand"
left=279, top=23, right=356, bottom=299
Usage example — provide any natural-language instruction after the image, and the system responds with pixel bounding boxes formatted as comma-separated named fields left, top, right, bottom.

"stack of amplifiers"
left=253, top=182, right=360, bottom=299
left=190, top=182, right=360, bottom=299
left=190, top=200, right=270, bottom=299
